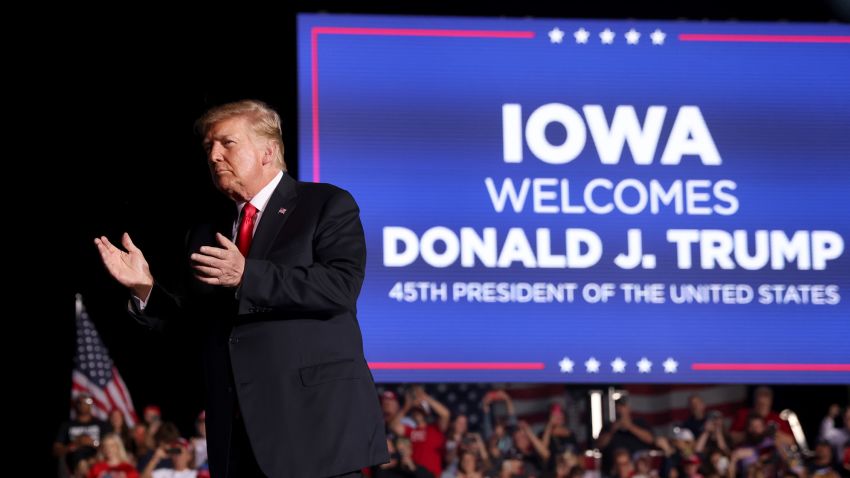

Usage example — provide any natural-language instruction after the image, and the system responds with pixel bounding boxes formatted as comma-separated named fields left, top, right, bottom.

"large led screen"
left=298, top=14, right=850, bottom=383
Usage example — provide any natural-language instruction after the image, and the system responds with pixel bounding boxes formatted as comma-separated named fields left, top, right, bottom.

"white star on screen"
left=585, top=357, right=601, bottom=373
left=637, top=357, right=653, bottom=373
left=574, top=28, right=590, bottom=44
left=650, top=29, right=667, bottom=45
left=548, top=27, right=566, bottom=44
left=625, top=28, right=641, bottom=45
left=559, top=357, right=575, bottom=373
left=663, top=357, right=679, bottom=373
left=611, top=357, right=627, bottom=373
left=599, top=28, right=615, bottom=44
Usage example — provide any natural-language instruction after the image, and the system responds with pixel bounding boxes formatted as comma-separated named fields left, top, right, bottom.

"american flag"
left=624, top=384, right=747, bottom=434
left=377, top=383, right=576, bottom=435
left=72, top=294, right=139, bottom=427
left=376, top=383, right=746, bottom=444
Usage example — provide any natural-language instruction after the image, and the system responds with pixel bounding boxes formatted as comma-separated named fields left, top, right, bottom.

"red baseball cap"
left=170, top=437, right=191, bottom=450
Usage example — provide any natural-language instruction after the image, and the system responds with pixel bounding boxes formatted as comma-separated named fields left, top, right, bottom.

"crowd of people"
left=54, top=386, right=849, bottom=478
left=54, top=398, right=207, bottom=478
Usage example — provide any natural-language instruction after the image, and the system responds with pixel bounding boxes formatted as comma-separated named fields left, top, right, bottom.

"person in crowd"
left=509, top=420, right=551, bottom=476
left=141, top=437, right=196, bottom=478
left=703, top=449, right=731, bottom=478
left=657, top=427, right=697, bottom=478
left=136, top=422, right=181, bottom=472
left=88, top=432, right=139, bottom=478
left=728, top=414, right=780, bottom=478
left=446, top=414, right=471, bottom=470
left=498, top=451, right=535, bottom=478
left=729, top=387, right=792, bottom=447
left=611, top=448, right=635, bottom=478
left=108, top=409, right=135, bottom=457
left=633, top=453, right=659, bottom=478
left=490, top=419, right=517, bottom=466
left=375, top=437, right=435, bottom=478
left=392, top=385, right=451, bottom=477
left=384, top=390, right=415, bottom=438
left=695, top=411, right=730, bottom=456
left=468, top=433, right=493, bottom=474
left=681, top=396, right=708, bottom=438
left=596, top=398, right=655, bottom=473
left=820, top=404, right=850, bottom=461
left=680, top=455, right=702, bottom=478
left=542, top=403, right=579, bottom=470
left=68, top=446, right=100, bottom=478
left=542, top=452, right=581, bottom=478
left=483, top=389, right=517, bottom=460
left=190, top=411, right=207, bottom=470
left=143, top=405, right=162, bottom=428
left=444, top=432, right=492, bottom=478
left=130, top=423, right=152, bottom=462
left=55, top=394, right=112, bottom=477
left=456, top=449, right=489, bottom=478
left=807, top=441, right=841, bottom=477
left=140, top=407, right=164, bottom=461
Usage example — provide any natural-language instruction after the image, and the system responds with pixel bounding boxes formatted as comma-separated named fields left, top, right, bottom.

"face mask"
left=715, top=456, right=729, bottom=474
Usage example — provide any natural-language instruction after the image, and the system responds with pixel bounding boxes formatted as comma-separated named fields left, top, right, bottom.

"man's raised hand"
left=94, top=233, right=154, bottom=300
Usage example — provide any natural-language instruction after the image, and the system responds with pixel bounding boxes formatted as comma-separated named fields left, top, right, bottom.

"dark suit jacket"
left=134, top=173, right=389, bottom=477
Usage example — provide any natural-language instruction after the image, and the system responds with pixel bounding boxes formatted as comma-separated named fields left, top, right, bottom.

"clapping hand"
left=95, top=233, right=153, bottom=299
left=191, top=233, right=245, bottom=287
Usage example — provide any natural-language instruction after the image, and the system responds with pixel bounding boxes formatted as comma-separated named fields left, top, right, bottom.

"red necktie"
left=236, top=203, right=258, bottom=257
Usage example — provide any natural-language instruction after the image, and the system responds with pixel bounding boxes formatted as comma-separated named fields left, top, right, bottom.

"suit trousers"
left=225, top=400, right=364, bottom=478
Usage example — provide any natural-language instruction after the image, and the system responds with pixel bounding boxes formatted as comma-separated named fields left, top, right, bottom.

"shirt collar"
left=236, top=170, right=284, bottom=216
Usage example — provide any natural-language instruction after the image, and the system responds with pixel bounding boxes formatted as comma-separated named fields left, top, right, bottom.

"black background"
left=40, top=1, right=850, bottom=475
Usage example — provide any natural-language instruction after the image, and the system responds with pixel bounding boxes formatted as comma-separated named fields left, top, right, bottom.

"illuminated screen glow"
left=297, top=14, right=850, bottom=383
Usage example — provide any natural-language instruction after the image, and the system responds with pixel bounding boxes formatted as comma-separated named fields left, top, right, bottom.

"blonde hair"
left=100, top=433, right=131, bottom=463
left=196, top=99, right=286, bottom=171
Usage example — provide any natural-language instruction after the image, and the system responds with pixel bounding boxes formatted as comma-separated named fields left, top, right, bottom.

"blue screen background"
left=298, top=14, right=850, bottom=383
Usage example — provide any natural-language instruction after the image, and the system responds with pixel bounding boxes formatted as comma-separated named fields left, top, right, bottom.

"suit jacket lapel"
left=248, top=173, right=298, bottom=260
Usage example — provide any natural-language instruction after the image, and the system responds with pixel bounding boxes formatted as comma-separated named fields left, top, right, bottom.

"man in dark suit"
left=95, top=99, right=389, bottom=477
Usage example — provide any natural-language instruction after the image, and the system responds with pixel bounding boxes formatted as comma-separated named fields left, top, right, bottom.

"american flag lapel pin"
left=279, top=207, right=287, bottom=215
